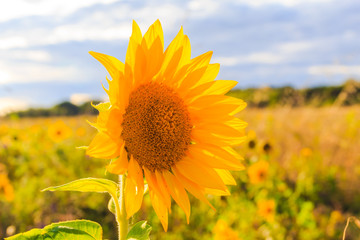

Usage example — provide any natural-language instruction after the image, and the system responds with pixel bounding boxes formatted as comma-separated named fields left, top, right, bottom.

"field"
left=1, top=106, right=360, bottom=239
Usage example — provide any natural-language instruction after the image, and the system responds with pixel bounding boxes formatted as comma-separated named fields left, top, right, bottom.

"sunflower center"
left=122, top=82, right=192, bottom=172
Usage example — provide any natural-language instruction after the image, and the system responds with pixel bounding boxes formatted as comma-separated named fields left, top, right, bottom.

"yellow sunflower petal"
left=133, top=44, right=147, bottom=86
left=189, top=95, right=246, bottom=112
left=106, top=144, right=128, bottom=174
left=144, top=169, right=171, bottom=211
left=176, top=51, right=213, bottom=90
left=215, top=169, right=237, bottom=185
left=89, top=106, right=123, bottom=138
left=155, top=170, right=172, bottom=212
left=205, top=188, right=231, bottom=196
left=150, top=189, right=168, bottom=231
left=142, top=19, right=164, bottom=50
left=192, top=127, right=246, bottom=146
left=133, top=20, right=165, bottom=85
left=89, top=52, right=128, bottom=108
left=125, top=157, right=144, bottom=218
left=125, top=20, right=142, bottom=72
left=143, top=36, right=164, bottom=82
left=163, top=171, right=191, bottom=223
left=89, top=51, right=124, bottom=80
left=224, top=117, right=248, bottom=131
left=198, top=63, right=220, bottom=84
left=86, top=132, right=121, bottom=159
left=195, top=143, right=245, bottom=169
left=183, top=80, right=238, bottom=104
left=177, top=62, right=221, bottom=96
left=188, top=144, right=244, bottom=170
left=123, top=20, right=142, bottom=92
left=91, top=102, right=111, bottom=112
left=104, top=107, right=123, bottom=138
left=158, top=27, right=191, bottom=83
left=175, top=158, right=227, bottom=190
left=196, top=122, right=245, bottom=139
left=172, top=166, right=215, bottom=211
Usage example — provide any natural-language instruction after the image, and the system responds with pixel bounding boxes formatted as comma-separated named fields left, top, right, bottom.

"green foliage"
left=5, top=220, right=102, bottom=240
left=126, top=221, right=152, bottom=240
left=6, top=79, right=360, bottom=118
left=107, top=197, right=116, bottom=215
left=42, top=178, right=118, bottom=201
left=7, top=101, right=100, bottom=118
left=228, top=78, right=360, bottom=108
left=0, top=117, right=118, bottom=239
left=1, top=107, right=360, bottom=239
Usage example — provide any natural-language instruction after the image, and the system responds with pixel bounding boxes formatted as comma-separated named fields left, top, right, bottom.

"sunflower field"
left=1, top=105, right=360, bottom=239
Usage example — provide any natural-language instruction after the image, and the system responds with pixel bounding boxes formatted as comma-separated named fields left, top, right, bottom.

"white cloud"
left=276, top=41, right=314, bottom=54
left=0, top=69, right=10, bottom=83
left=213, top=52, right=284, bottom=66
left=214, top=40, right=316, bottom=66
left=0, top=50, right=52, bottom=62
left=0, top=37, right=28, bottom=49
left=0, top=62, right=81, bottom=84
left=212, top=57, right=240, bottom=66
left=0, top=98, right=29, bottom=116
left=0, top=4, right=185, bottom=50
left=308, top=65, right=360, bottom=76
left=187, top=0, right=221, bottom=18
left=70, top=93, right=92, bottom=105
left=48, top=22, right=132, bottom=43
left=245, top=52, right=284, bottom=64
left=0, top=0, right=119, bottom=23
left=233, top=0, right=333, bottom=7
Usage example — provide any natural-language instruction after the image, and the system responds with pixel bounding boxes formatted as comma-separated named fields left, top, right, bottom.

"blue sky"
left=0, top=0, right=360, bottom=114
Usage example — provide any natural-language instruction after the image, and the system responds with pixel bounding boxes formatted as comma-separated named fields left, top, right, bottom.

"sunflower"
left=86, top=20, right=247, bottom=230
left=247, top=160, right=269, bottom=184
left=47, top=120, right=72, bottom=143
left=0, top=163, right=14, bottom=202
left=257, top=199, right=276, bottom=222
left=213, top=219, right=241, bottom=240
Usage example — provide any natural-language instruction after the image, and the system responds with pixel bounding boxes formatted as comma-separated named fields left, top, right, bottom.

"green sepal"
left=108, top=197, right=116, bottom=215
left=126, top=221, right=152, bottom=240
left=6, top=220, right=103, bottom=240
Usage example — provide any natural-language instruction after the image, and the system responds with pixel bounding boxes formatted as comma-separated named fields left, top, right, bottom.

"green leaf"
left=42, top=178, right=118, bottom=200
left=108, top=197, right=116, bottom=215
left=6, top=220, right=102, bottom=240
left=126, top=221, right=152, bottom=240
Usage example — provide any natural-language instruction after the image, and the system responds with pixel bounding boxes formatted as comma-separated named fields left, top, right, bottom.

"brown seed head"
left=122, top=82, right=192, bottom=172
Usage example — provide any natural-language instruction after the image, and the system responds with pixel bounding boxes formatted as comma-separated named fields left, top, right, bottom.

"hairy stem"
left=116, top=174, right=127, bottom=240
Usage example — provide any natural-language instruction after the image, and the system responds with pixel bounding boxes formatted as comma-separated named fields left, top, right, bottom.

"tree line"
left=6, top=79, right=360, bottom=118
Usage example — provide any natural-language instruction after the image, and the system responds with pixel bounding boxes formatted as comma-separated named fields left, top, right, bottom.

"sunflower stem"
left=116, top=174, right=128, bottom=240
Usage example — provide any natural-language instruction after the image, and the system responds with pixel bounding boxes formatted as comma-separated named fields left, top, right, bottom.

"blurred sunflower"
left=86, top=20, right=247, bottom=230
left=47, top=120, right=72, bottom=143
left=247, top=130, right=257, bottom=149
left=257, top=199, right=276, bottom=222
left=0, top=163, right=14, bottom=202
left=213, top=219, right=241, bottom=240
left=247, top=160, right=269, bottom=184
left=0, top=124, right=8, bottom=136
left=300, top=147, right=313, bottom=157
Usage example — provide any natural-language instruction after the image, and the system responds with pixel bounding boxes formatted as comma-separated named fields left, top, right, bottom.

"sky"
left=0, top=0, right=360, bottom=115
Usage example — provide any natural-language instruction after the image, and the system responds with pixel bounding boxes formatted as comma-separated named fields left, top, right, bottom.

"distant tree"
left=51, top=102, right=79, bottom=116
left=79, top=101, right=100, bottom=115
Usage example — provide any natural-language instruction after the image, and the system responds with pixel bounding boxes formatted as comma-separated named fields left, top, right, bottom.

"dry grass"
left=238, top=106, right=360, bottom=199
